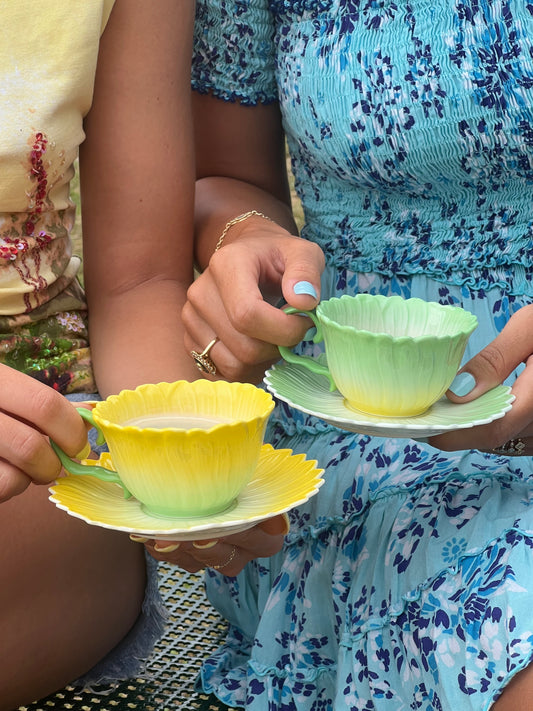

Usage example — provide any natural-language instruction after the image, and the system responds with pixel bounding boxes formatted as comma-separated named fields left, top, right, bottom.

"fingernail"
left=75, top=441, right=92, bottom=460
left=129, top=534, right=149, bottom=543
left=193, top=539, right=219, bottom=549
left=449, top=372, right=476, bottom=397
left=154, top=542, right=180, bottom=553
left=293, top=281, right=318, bottom=299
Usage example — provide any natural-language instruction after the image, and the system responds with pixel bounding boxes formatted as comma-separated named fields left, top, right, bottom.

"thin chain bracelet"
left=214, top=210, right=274, bottom=253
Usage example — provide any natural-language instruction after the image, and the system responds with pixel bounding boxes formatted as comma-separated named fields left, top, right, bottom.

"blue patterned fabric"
left=192, top=1, right=533, bottom=708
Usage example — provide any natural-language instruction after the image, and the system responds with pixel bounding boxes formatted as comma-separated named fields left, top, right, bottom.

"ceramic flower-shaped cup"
left=279, top=294, right=478, bottom=417
left=52, top=380, right=275, bottom=518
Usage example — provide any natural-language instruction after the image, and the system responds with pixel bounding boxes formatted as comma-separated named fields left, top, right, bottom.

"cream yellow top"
left=0, top=0, right=114, bottom=316
left=0, top=1, right=115, bottom=392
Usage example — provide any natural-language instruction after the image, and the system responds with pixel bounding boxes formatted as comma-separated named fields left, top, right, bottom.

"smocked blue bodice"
left=193, top=0, right=533, bottom=295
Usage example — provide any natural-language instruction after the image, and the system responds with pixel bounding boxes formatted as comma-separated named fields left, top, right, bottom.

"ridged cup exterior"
left=92, top=381, right=274, bottom=517
left=319, top=295, right=478, bottom=416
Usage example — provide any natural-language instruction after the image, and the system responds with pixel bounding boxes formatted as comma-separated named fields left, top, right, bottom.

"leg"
left=491, top=662, right=533, bottom=711
left=0, top=484, right=146, bottom=711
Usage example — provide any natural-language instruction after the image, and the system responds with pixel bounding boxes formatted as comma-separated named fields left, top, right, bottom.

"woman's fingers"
left=209, top=235, right=322, bottom=345
left=0, top=411, right=63, bottom=484
left=0, top=366, right=88, bottom=456
left=447, top=304, right=533, bottom=403
left=183, top=273, right=280, bottom=382
left=184, top=277, right=292, bottom=383
left=143, top=514, right=289, bottom=576
left=489, top=435, right=533, bottom=457
left=432, top=305, right=533, bottom=453
left=0, top=460, right=32, bottom=502
left=255, top=512, right=290, bottom=536
left=500, top=353, right=533, bottom=434
left=0, top=365, right=89, bottom=496
left=190, top=540, right=242, bottom=576
left=144, top=542, right=207, bottom=573
left=183, top=234, right=325, bottom=383
left=431, top=353, right=533, bottom=452
left=280, top=238, right=324, bottom=308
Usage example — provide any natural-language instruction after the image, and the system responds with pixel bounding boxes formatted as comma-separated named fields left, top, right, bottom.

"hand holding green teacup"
left=52, top=380, right=274, bottom=518
left=278, top=294, right=478, bottom=417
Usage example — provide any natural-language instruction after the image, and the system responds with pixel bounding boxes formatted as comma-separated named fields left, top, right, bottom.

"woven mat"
left=20, top=563, right=241, bottom=711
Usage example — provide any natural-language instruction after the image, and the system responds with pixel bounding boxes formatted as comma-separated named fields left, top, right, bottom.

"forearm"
left=79, top=0, right=197, bottom=398
left=88, top=278, right=198, bottom=397
left=195, top=176, right=299, bottom=272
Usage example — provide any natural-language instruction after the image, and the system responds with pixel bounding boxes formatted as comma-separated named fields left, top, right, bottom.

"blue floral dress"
left=192, top=1, right=533, bottom=708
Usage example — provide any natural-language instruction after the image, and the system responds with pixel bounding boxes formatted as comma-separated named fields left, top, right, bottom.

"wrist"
left=214, top=210, right=275, bottom=254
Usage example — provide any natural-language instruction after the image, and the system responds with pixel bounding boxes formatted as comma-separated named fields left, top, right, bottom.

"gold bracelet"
left=214, top=210, right=273, bottom=253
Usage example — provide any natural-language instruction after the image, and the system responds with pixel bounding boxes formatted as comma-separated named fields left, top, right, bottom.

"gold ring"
left=212, top=545, right=237, bottom=571
left=492, top=438, right=526, bottom=456
left=190, top=337, right=219, bottom=375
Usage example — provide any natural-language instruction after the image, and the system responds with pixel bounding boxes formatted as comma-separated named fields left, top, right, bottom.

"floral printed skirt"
left=199, top=269, right=533, bottom=711
left=0, top=278, right=95, bottom=393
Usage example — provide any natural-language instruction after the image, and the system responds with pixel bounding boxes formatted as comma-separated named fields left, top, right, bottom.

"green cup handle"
left=51, top=407, right=132, bottom=499
left=278, top=306, right=337, bottom=392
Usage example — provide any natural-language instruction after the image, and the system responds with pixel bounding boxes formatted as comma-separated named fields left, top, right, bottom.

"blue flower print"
left=442, top=537, right=468, bottom=565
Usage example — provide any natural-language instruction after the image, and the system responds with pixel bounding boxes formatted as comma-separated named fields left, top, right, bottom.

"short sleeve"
left=192, top=0, right=278, bottom=105
left=101, top=0, right=116, bottom=33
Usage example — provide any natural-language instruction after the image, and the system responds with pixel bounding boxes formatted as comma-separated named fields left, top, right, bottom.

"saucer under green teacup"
left=278, top=294, right=478, bottom=417
left=52, top=380, right=275, bottom=518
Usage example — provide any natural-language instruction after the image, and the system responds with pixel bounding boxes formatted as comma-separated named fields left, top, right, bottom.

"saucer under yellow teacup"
left=52, top=380, right=275, bottom=518
left=279, top=294, right=478, bottom=417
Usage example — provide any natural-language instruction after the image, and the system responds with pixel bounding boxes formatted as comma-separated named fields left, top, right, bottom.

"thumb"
left=280, top=238, right=325, bottom=309
left=258, top=512, right=291, bottom=536
left=447, top=306, right=533, bottom=403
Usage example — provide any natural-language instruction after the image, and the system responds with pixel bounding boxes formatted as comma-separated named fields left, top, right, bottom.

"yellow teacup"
left=52, top=380, right=275, bottom=518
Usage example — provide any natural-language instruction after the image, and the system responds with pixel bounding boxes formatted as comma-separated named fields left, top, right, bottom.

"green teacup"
left=279, top=294, right=478, bottom=417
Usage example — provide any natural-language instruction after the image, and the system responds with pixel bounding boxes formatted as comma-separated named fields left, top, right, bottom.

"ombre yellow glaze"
left=77, top=381, right=274, bottom=518
left=49, top=445, right=325, bottom=540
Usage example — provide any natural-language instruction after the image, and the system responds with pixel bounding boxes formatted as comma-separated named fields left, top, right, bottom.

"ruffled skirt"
left=200, top=269, right=533, bottom=711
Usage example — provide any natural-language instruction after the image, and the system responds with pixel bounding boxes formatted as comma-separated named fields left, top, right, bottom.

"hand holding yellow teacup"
left=52, top=380, right=274, bottom=518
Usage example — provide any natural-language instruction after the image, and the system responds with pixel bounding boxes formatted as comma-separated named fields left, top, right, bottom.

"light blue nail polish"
left=449, top=372, right=476, bottom=397
left=293, top=281, right=318, bottom=299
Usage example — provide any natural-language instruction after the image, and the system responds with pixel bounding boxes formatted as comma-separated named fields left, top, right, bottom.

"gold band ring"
left=212, top=545, right=237, bottom=571
left=492, top=438, right=526, bottom=456
left=190, top=337, right=219, bottom=375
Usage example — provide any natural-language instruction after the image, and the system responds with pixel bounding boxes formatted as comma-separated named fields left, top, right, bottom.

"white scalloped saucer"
left=264, top=359, right=514, bottom=439
left=49, top=445, right=324, bottom=541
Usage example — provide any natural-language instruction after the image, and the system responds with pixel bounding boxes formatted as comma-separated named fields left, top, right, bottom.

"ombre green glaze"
left=279, top=294, right=478, bottom=417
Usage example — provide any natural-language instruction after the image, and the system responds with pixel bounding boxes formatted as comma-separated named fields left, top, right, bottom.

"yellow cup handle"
left=50, top=408, right=132, bottom=499
left=278, top=306, right=337, bottom=392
